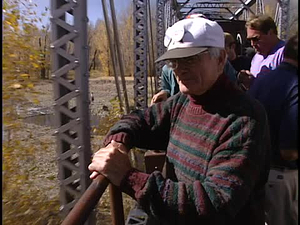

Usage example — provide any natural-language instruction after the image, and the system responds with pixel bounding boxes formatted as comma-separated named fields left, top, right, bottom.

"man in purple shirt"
left=237, top=15, right=284, bottom=90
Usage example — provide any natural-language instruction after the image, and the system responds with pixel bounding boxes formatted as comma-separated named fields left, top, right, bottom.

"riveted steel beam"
left=133, top=0, right=148, bottom=109
left=50, top=0, right=94, bottom=224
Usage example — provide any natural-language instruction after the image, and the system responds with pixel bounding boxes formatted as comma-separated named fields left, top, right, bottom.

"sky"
left=32, top=0, right=131, bottom=27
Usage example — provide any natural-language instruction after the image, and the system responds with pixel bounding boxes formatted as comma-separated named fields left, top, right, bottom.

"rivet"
left=83, top=17, right=89, bottom=22
left=75, top=89, right=80, bottom=93
left=74, top=60, right=79, bottom=64
left=50, top=45, right=55, bottom=49
left=76, top=118, right=80, bottom=122
left=53, top=103, right=57, bottom=106
left=51, top=74, right=56, bottom=78
left=73, top=29, right=78, bottom=34
left=73, top=0, right=77, bottom=4
left=59, top=206, right=64, bottom=211
left=78, top=145, right=82, bottom=149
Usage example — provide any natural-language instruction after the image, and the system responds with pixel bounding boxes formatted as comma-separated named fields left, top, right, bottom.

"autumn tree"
left=3, top=1, right=57, bottom=223
left=118, top=5, right=134, bottom=76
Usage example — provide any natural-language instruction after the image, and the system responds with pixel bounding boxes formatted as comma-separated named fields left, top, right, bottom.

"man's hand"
left=150, top=90, right=169, bottom=105
left=237, top=70, right=255, bottom=91
left=88, top=140, right=132, bottom=186
left=280, top=149, right=298, bottom=161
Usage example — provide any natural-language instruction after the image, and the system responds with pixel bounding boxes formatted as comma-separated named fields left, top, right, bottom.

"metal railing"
left=62, top=175, right=125, bottom=225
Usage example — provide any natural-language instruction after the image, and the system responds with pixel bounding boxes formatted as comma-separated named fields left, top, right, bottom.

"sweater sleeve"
left=119, top=115, right=270, bottom=223
left=102, top=95, right=180, bottom=150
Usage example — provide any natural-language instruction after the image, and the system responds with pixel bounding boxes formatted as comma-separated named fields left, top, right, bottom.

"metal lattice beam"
left=229, top=0, right=256, bottom=20
left=277, top=0, right=290, bottom=40
left=155, top=0, right=166, bottom=91
left=133, top=0, right=148, bottom=109
left=256, top=0, right=265, bottom=14
left=50, top=0, right=94, bottom=223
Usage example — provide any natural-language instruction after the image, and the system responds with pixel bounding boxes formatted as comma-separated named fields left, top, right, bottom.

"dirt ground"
left=3, top=77, right=143, bottom=224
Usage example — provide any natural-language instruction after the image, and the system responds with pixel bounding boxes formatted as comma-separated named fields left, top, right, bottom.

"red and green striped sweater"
left=103, top=74, right=270, bottom=225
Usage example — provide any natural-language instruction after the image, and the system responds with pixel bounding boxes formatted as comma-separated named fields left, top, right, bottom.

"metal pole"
left=61, top=175, right=110, bottom=225
left=101, top=0, right=124, bottom=112
left=109, top=184, right=125, bottom=225
left=147, top=0, right=155, bottom=96
left=109, top=0, right=130, bottom=114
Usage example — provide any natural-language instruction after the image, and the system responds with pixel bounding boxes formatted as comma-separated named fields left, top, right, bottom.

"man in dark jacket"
left=248, top=33, right=298, bottom=225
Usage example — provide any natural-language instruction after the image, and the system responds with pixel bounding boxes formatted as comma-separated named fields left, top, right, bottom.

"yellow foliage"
left=27, top=83, right=34, bottom=88
left=32, top=63, right=40, bottom=68
left=32, top=99, right=40, bottom=104
left=21, top=73, right=30, bottom=78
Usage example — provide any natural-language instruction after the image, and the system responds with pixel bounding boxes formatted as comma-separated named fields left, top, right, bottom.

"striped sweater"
left=103, top=73, right=270, bottom=225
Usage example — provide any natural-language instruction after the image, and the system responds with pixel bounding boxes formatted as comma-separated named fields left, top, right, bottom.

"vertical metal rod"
left=101, top=0, right=124, bottom=112
left=109, top=0, right=130, bottom=114
left=109, top=184, right=125, bottom=225
left=147, top=0, right=156, bottom=96
left=61, top=175, right=110, bottom=225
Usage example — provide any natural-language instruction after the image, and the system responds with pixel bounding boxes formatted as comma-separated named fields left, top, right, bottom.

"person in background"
left=237, top=15, right=285, bottom=90
left=248, top=33, right=298, bottom=225
left=150, top=64, right=179, bottom=105
left=89, top=16, right=270, bottom=224
left=224, top=32, right=253, bottom=72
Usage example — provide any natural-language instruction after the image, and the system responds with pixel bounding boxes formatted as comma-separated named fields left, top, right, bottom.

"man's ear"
left=267, top=29, right=275, bottom=36
left=217, top=49, right=227, bottom=72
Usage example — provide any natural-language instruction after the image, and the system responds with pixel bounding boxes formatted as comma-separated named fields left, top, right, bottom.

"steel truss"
left=178, top=1, right=256, bottom=20
left=256, top=0, right=265, bottom=14
left=155, top=0, right=166, bottom=91
left=133, top=0, right=149, bottom=109
left=275, top=0, right=290, bottom=40
left=50, top=0, right=94, bottom=224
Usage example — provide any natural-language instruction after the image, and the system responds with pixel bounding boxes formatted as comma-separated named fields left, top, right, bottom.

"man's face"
left=172, top=50, right=225, bottom=96
left=246, top=28, right=272, bottom=55
left=225, top=43, right=237, bottom=61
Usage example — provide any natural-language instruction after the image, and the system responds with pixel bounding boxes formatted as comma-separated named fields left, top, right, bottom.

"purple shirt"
left=250, top=40, right=285, bottom=77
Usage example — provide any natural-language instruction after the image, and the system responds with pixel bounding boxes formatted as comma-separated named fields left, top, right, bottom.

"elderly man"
left=150, top=14, right=238, bottom=106
left=238, top=15, right=285, bottom=90
left=89, top=17, right=270, bottom=224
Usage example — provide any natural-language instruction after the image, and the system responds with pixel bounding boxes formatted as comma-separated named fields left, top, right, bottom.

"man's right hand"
left=150, top=90, right=169, bottom=105
left=237, top=70, right=255, bottom=91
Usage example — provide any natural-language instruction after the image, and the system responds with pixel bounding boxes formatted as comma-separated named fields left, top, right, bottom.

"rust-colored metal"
left=144, top=150, right=166, bottom=174
left=61, top=175, right=109, bottom=225
left=109, top=184, right=125, bottom=225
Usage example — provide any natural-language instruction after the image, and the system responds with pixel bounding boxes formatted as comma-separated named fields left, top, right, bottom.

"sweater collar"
left=188, top=73, right=236, bottom=106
